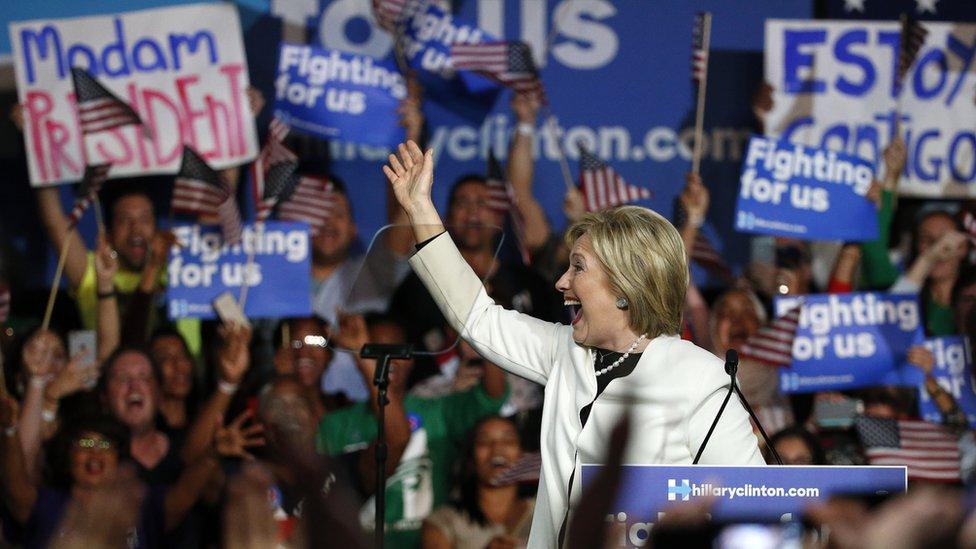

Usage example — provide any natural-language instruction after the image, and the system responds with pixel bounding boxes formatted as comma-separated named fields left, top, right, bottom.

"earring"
left=616, top=297, right=629, bottom=310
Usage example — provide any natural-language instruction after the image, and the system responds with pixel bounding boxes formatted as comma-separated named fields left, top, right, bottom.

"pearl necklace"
left=594, top=334, right=647, bottom=377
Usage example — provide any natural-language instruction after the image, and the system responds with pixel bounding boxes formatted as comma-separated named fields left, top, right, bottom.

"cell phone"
left=68, top=330, right=97, bottom=367
left=813, top=397, right=864, bottom=429
left=212, top=291, right=251, bottom=328
left=68, top=330, right=97, bottom=389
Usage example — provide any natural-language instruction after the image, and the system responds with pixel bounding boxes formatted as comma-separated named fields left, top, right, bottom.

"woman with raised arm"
left=382, top=141, right=763, bottom=547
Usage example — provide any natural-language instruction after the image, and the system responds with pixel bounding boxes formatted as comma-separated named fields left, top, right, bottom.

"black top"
left=579, top=350, right=642, bottom=428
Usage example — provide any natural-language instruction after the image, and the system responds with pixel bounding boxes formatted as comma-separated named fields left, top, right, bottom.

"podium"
left=580, top=464, right=906, bottom=547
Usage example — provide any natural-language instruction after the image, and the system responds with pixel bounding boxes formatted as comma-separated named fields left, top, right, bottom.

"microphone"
left=693, top=349, right=783, bottom=465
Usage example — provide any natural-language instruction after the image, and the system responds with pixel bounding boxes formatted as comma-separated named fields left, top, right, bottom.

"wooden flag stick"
left=93, top=195, right=106, bottom=236
left=691, top=12, right=712, bottom=176
left=237, top=229, right=257, bottom=309
left=41, top=235, right=73, bottom=331
left=543, top=111, right=576, bottom=192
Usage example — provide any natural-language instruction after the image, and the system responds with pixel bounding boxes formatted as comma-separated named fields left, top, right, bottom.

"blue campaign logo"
left=272, top=43, right=406, bottom=147
left=667, top=478, right=691, bottom=502
left=583, top=464, right=906, bottom=547
left=775, top=293, right=926, bottom=393
left=735, top=136, right=879, bottom=241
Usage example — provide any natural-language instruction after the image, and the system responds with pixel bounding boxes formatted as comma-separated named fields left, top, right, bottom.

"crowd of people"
left=0, top=20, right=975, bottom=549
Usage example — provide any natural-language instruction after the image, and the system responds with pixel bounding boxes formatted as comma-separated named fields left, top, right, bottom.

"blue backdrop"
left=1, top=0, right=812, bottom=291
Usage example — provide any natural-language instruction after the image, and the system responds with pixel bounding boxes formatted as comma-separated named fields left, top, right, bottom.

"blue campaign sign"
left=775, top=293, right=926, bottom=393
left=918, top=336, right=976, bottom=428
left=272, top=43, right=406, bottom=147
left=581, top=464, right=906, bottom=547
left=166, top=221, right=311, bottom=320
left=735, top=136, right=879, bottom=241
left=400, top=2, right=499, bottom=99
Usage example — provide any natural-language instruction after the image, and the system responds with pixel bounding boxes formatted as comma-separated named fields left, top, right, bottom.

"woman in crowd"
left=421, top=416, right=535, bottom=548
left=768, top=425, right=825, bottom=466
left=148, top=328, right=198, bottom=436
left=382, top=141, right=762, bottom=547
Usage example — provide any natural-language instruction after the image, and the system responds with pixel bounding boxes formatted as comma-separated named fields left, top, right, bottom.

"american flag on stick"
left=372, top=0, right=422, bottom=33
left=855, top=416, right=960, bottom=482
left=277, top=176, right=338, bottom=235
left=486, top=151, right=531, bottom=264
left=739, top=305, right=801, bottom=367
left=577, top=143, right=651, bottom=212
left=451, top=40, right=545, bottom=98
left=172, top=147, right=242, bottom=245
left=252, top=118, right=300, bottom=222
left=488, top=452, right=542, bottom=487
left=896, top=14, right=928, bottom=93
left=691, top=12, right=711, bottom=85
left=71, top=68, right=147, bottom=137
left=67, top=163, right=112, bottom=228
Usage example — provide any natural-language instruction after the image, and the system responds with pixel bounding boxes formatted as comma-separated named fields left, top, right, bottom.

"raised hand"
left=333, top=312, right=368, bottom=354
left=45, top=350, right=100, bottom=402
left=215, top=409, right=266, bottom=461
left=94, top=235, right=118, bottom=294
left=22, top=330, right=64, bottom=379
left=218, top=323, right=253, bottom=385
left=511, top=90, right=541, bottom=125
left=926, top=231, right=968, bottom=263
left=383, top=141, right=435, bottom=213
left=680, top=172, right=710, bottom=225
left=882, top=137, right=907, bottom=188
left=563, top=187, right=586, bottom=224
left=907, top=345, right=935, bottom=376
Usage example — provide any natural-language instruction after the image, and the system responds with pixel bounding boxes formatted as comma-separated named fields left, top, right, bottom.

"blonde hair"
left=565, top=206, right=688, bottom=337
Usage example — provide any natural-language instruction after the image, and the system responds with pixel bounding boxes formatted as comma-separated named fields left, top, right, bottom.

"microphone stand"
left=694, top=350, right=783, bottom=465
left=360, top=343, right=414, bottom=549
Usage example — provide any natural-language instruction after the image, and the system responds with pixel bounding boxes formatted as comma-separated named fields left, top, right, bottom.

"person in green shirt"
left=318, top=313, right=508, bottom=548
left=35, top=185, right=201, bottom=355
left=860, top=137, right=967, bottom=336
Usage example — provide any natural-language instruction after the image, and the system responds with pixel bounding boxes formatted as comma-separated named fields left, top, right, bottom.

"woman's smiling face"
left=555, top=234, right=632, bottom=348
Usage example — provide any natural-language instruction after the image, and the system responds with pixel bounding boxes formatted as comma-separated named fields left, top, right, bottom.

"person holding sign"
left=382, top=141, right=763, bottom=547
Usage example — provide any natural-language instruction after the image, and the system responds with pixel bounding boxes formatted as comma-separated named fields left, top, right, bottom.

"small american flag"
left=71, top=68, right=144, bottom=136
left=451, top=40, right=545, bottom=97
left=739, top=305, right=801, bottom=367
left=691, top=12, right=711, bottom=85
left=277, top=176, right=337, bottom=235
left=172, top=147, right=242, bottom=245
left=252, top=118, right=300, bottom=222
left=577, top=144, right=651, bottom=212
left=855, top=416, right=960, bottom=482
left=896, top=14, right=928, bottom=93
left=67, top=163, right=111, bottom=228
left=372, top=0, right=422, bottom=32
left=486, top=151, right=531, bottom=264
left=488, top=452, right=542, bottom=487
left=0, top=284, right=9, bottom=324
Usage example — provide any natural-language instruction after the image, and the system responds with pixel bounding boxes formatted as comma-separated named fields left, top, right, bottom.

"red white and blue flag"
left=577, top=144, right=652, bottom=212
left=277, top=176, right=338, bottom=235
left=172, top=147, right=242, bottom=245
left=451, top=40, right=545, bottom=98
left=67, top=163, right=111, bottom=228
left=71, top=68, right=146, bottom=136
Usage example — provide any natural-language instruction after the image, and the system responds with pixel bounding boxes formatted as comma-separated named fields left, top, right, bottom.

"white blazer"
left=409, top=233, right=765, bottom=548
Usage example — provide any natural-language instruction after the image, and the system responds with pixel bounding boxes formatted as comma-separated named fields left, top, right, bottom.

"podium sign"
left=580, top=464, right=906, bottom=547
